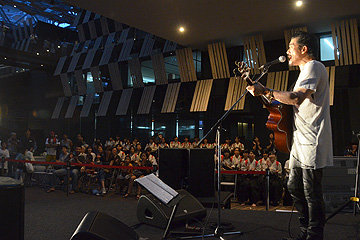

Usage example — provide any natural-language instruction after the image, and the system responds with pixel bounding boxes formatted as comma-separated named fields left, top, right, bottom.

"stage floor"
left=24, top=187, right=360, bottom=240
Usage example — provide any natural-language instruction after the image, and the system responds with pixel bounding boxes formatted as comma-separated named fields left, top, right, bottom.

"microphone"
left=259, top=56, right=286, bottom=69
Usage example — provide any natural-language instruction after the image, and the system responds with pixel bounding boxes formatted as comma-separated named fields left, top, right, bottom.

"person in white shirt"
left=231, top=147, right=242, bottom=169
left=266, top=151, right=283, bottom=206
left=158, top=138, right=169, bottom=149
left=247, top=31, right=332, bottom=240
left=181, top=136, right=192, bottom=149
left=170, top=136, right=181, bottom=148
left=145, top=137, right=158, bottom=153
left=231, top=136, right=245, bottom=153
left=200, top=138, right=215, bottom=149
left=192, top=136, right=200, bottom=148
left=0, top=141, right=10, bottom=174
left=45, top=131, right=59, bottom=162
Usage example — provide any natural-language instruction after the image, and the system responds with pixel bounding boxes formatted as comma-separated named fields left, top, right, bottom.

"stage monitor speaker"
left=0, top=177, right=24, bottom=240
left=137, top=189, right=207, bottom=228
left=158, top=148, right=189, bottom=190
left=188, top=148, right=214, bottom=197
left=70, top=211, right=139, bottom=240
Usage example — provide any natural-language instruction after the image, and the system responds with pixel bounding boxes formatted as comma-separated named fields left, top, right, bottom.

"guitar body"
left=234, top=61, right=293, bottom=154
left=265, top=101, right=293, bottom=154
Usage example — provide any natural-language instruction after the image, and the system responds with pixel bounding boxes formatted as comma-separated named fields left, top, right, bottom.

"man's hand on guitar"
left=246, top=82, right=268, bottom=97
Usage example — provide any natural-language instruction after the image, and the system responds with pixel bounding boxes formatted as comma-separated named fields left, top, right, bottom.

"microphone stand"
left=180, top=66, right=270, bottom=239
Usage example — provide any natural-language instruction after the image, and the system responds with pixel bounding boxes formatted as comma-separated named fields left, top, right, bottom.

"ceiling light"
left=41, top=64, right=44, bottom=67
left=4, top=57, right=6, bottom=60
left=179, top=27, right=185, bottom=32
left=13, top=4, right=16, bottom=8
left=296, top=1, right=303, bottom=7
left=36, top=52, right=39, bottom=55
left=46, top=49, right=50, bottom=52
left=58, top=45, right=61, bottom=48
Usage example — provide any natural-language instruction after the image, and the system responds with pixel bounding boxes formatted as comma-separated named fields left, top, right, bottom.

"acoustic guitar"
left=235, top=62, right=293, bottom=154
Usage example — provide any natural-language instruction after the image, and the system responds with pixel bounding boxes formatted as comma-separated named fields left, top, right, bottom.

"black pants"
left=287, top=168, right=325, bottom=240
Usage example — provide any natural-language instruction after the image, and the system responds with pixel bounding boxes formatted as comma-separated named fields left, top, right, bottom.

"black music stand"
left=135, top=174, right=184, bottom=239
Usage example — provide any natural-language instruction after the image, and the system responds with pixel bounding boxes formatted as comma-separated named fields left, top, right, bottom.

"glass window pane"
left=320, top=36, right=336, bottom=61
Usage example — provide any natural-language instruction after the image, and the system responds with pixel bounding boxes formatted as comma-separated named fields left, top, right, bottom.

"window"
left=141, top=60, right=155, bottom=84
left=320, top=35, right=338, bottom=61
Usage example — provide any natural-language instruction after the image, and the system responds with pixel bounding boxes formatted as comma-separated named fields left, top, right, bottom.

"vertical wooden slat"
left=232, top=77, right=241, bottom=110
left=257, top=35, right=266, bottom=67
left=216, top=43, right=225, bottom=78
left=240, top=79, right=247, bottom=110
left=350, top=19, right=357, bottom=64
left=249, top=36, right=259, bottom=72
left=171, top=83, right=181, bottom=112
left=329, top=66, right=336, bottom=106
left=345, top=20, right=353, bottom=65
left=161, top=84, right=172, bottom=113
left=337, top=21, right=345, bottom=65
left=190, top=81, right=201, bottom=111
left=225, top=77, right=235, bottom=110
left=331, top=23, right=339, bottom=66
left=222, top=42, right=230, bottom=78
left=352, top=19, right=360, bottom=64
left=207, top=44, right=217, bottom=79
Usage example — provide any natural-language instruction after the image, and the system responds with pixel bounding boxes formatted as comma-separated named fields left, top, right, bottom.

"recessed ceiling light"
left=296, top=1, right=303, bottom=7
left=13, top=4, right=16, bottom=8
left=41, top=64, right=44, bottom=67
left=36, top=52, right=39, bottom=55
left=4, top=57, right=6, bottom=60
left=179, top=27, right=185, bottom=32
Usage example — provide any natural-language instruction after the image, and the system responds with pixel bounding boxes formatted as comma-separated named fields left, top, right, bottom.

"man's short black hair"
left=291, top=31, right=319, bottom=60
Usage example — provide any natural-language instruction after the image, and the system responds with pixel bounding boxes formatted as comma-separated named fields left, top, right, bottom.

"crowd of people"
left=0, top=129, right=296, bottom=206
left=2, top=129, right=354, bottom=207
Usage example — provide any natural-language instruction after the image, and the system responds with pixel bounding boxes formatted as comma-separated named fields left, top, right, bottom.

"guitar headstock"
left=234, top=61, right=253, bottom=85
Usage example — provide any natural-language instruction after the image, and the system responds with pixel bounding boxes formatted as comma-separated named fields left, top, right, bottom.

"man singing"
left=247, top=31, right=333, bottom=240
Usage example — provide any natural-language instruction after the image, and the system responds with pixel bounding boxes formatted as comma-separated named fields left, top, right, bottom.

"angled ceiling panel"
left=80, top=94, right=95, bottom=117
left=116, top=88, right=133, bottom=116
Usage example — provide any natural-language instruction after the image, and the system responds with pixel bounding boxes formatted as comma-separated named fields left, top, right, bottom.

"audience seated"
left=344, top=142, right=358, bottom=156
left=230, top=147, right=242, bottom=169
left=221, top=137, right=232, bottom=153
left=3, top=131, right=296, bottom=207
left=60, top=133, right=72, bottom=151
left=158, top=138, right=169, bottom=149
left=231, top=136, right=244, bottom=153
left=170, top=136, right=181, bottom=148
left=181, top=136, right=192, bottom=149
left=47, top=146, right=80, bottom=194
left=200, top=138, right=215, bottom=149
left=252, top=136, right=262, bottom=158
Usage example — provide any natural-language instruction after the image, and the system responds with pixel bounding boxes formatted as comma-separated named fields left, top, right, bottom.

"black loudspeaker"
left=70, top=211, right=139, bottom=240
left=0, top=177, right=24, bottom=240
left=158, top=149, right=214, bottom=197
left=137, top=189, right=207, bottom=228
left=188, top=149, right=214, bottom=197
left=158, top=149, right=189, bottom=190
